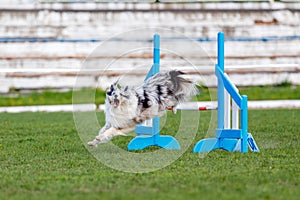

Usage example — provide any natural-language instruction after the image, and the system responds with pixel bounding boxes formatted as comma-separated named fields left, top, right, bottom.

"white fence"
left=6, top=0, right=300, bottom=2
left=2, top=0, right=300, bottom=4
left=0, top=1, right=299, bottom=92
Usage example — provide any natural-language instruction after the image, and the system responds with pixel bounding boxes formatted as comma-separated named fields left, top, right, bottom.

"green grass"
left=1, top=84, right=299, bottom=107
left=0, top=89, right=106, bottom=107
left=0, top=109, right=299, bottom=200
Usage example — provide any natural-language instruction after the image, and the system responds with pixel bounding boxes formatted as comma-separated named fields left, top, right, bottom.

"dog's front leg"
left=98, top=123, right=112, bottom=136
left=87, top=123, right=111, bottom=146
left=93, top=126, right=131, bottom=144
left=88, top=125, right=136, bottom=146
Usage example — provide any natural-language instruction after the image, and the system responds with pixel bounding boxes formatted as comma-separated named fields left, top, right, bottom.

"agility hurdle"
left=128, top=32, right=259, bottom=153
left=127, top=34, right=181, bottom=150
left=193, top=32, right=259, bottom=153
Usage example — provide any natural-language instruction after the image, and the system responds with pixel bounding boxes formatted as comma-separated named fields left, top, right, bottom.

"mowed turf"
left=0, top=109, right=299, bottom=200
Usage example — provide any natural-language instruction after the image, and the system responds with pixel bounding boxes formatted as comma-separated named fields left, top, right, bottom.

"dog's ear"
left=113, top=78, right=122, bottom=89
left=113, top=78, right=119, bottom=86
left=106, top=84, right=114, bottom=96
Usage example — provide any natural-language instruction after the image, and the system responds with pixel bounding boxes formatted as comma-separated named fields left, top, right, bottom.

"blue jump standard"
left=127, top=32, right=259, bottom=153
left=127, top=34, right=180, bottom=150
left=193, top=32, right=259, bottom=153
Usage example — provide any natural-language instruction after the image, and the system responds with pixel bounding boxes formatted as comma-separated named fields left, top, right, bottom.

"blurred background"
left=0, top=0, right=299, bottom=108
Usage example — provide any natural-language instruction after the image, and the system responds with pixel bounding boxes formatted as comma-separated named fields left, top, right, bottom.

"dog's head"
left=106, top=80, right=130, bottom=108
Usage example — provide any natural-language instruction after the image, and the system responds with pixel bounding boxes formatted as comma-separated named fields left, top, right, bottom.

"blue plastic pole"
left=218, top=32, right=224, bottom=72
left=145, top=34, right=160, bottom=80
left=241, top=95, right=248, bottom=153
left=217, top=32, right=225, bottom=130
left=152, top=34, right=160, bottom=141
left=153, top=34, right=160, bottom=67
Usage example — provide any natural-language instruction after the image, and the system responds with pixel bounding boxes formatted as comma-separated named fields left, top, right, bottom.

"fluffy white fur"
left=88, top=70, right=196, bottom=147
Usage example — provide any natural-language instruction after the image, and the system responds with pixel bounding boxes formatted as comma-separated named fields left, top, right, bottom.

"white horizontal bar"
left=101, top=100, right=300, bottom=111
left=1, top=100, right=299, bottom=113
left=0, top=104, right=96, bottom=113
left=0, top=64, right=299, bottom=74
left=248, top=100, right=300, bottom=109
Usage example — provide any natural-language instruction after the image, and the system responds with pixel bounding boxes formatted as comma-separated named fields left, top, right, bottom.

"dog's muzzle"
left=108, top=95, right=120, bottom=108
left=113, top=98, right=120, bottom=108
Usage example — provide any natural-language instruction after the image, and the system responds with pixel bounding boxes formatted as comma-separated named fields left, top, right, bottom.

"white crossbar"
left=223, top=73, right=241, bottom=130
left=232, top=100, right=239, bottom=129
left=224, top=88, right=231, bottom=129
left=143, top=119, right=153, bottom=127
left=224, top=73, right=239, bottom=92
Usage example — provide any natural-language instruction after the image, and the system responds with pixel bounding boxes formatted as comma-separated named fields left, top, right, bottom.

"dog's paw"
left=95, top=135, right=111, bottom=143
left=87, top=140, right=98, bottom=147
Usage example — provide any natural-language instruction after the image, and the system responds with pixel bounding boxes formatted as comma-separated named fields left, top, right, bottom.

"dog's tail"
left=168, top=70, right=197, bottom=103
left=142, top=70, right=197, bottom=108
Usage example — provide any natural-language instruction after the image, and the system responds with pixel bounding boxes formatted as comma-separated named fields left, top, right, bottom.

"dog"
left=88, top=70, right=196, bottom=147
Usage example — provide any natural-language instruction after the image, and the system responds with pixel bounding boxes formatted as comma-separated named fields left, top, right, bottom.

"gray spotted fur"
left=88, top=70, right=196, bottom=146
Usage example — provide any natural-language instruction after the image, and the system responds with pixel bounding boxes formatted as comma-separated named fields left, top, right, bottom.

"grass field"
left=1, top=84, right=299, bottom=106
left=0, top=109, right=299, bottom=200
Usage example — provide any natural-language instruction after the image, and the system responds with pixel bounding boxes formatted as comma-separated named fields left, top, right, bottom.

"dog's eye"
left=106, top=88, right=113, bottom=96
left=106, top=90, right=112, bottom=96
left=106, top=85, right=114, bottom=96
left=120, top=93, right=129, bottom=99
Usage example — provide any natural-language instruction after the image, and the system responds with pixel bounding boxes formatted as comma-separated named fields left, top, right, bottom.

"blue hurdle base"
left=193, top=133, right=260, bottom=153
left=193, top=138, right=239, bottom=153
left=128, top=135, right=180, bottom=150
